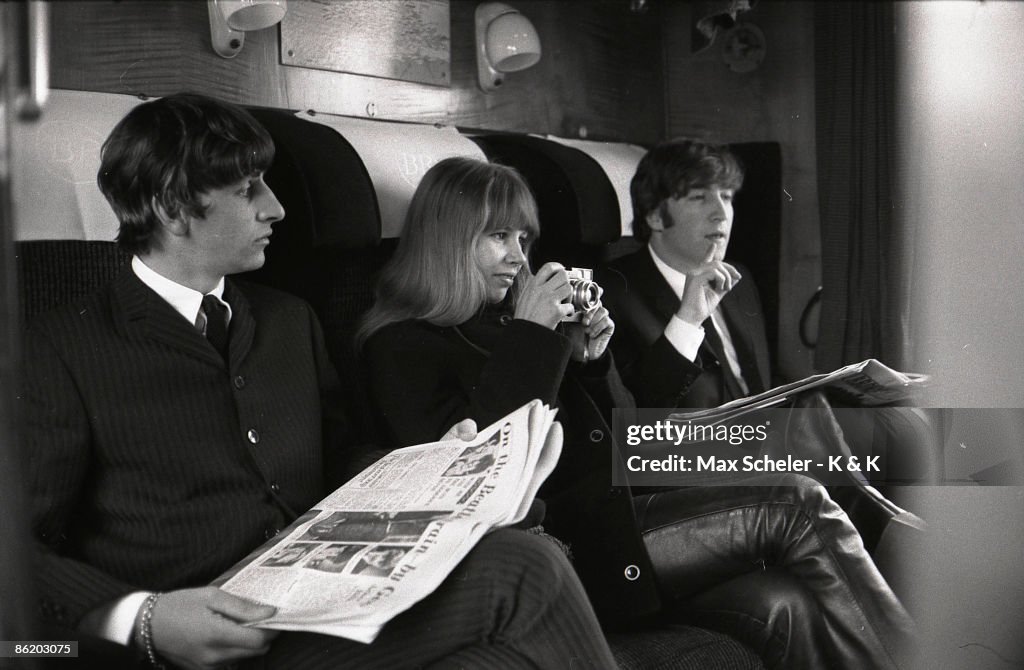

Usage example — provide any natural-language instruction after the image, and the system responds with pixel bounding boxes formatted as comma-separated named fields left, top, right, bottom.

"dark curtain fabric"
left=814, top=1, right=910, bottom=371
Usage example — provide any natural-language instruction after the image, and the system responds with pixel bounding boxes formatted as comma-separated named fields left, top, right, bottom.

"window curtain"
left=814, top=1, right=911, bottom=371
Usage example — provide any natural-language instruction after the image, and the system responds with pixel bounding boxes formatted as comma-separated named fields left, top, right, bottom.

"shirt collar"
left=131, top=256, right=229, bottom=326
left=648, top=245, right=688, bottom=300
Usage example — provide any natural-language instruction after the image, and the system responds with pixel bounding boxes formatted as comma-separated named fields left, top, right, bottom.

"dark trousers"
left=635, top=475, right=917, bottom=670
left=253, top=529, right=617, bottom=669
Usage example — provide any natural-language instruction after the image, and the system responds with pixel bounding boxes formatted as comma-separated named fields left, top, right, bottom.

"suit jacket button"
left=608, top=487, right=621, bottom=498
left=233, top=375, right=246, bottom=390
left=624, top=564, right=640, bottom=581
left=270, top=482, right=281, bottom=493
left=247, top=429, right=260, bottom=444
left=589, top=429, right=604, bottom=442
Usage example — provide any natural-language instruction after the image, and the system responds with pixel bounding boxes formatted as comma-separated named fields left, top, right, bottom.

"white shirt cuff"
left=86, top=591, right=151, bottom=646
left=665, top=315, right=705, bottom=362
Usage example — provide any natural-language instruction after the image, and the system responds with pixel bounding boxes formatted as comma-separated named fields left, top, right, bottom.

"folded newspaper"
left=669, top=359, right=930, bottom=424
left=212, top=400, right=561, bottom=643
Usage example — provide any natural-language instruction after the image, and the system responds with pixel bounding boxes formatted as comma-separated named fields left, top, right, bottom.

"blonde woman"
left=357, top=157, right=916, bottom=670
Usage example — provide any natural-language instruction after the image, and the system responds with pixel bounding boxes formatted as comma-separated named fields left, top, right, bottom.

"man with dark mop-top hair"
left=600, top=138, right=770, bottom=410
left=21, top=92, right=616, bottom=669
left=597, top=138, right=918, bottom=669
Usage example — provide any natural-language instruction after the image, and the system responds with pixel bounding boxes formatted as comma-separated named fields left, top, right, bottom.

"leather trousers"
left=634, top=474, right=917, bottom=670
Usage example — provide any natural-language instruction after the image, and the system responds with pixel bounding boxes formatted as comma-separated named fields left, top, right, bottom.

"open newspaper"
left=669, top=359, right=929, bottom=425
left=212, top=400, right=560, bottom=643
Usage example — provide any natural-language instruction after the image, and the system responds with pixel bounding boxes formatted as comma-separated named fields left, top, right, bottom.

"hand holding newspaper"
left=213, top=400, right=561, bottom=643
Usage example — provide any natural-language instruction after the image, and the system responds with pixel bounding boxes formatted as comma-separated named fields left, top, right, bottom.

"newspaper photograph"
left=213, top=400, right=560, bottom=643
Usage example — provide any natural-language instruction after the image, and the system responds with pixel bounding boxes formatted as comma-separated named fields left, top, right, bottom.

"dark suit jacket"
left=599, top=248, right=771, bottom=409
left=22, top=269, right=351, bottom=629
left=363, top=311, right=662, bottom=626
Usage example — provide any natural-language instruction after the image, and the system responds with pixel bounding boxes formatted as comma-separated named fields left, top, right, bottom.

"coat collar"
left=622, top=248, right=682, bottom=325
left=111, top=268, right=255, bottom=368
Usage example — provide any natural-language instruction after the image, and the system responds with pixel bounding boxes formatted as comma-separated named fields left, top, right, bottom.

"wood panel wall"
left=662, top=0, right=820, bottom=380
left=48, top=0, right=665, bottom=143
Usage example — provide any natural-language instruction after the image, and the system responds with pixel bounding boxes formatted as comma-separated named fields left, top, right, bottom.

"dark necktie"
left=201, top=294, right=229, bottom=361
left=702, top=314, right=744, bottom=401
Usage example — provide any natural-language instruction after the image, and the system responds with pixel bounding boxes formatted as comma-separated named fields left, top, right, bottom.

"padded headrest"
left=246, top=108, right=381, bottom=250
left=541, top=136, right=647, bottom=237
left=468, top=134, right=624, bottom=266
left=8, top=90, right=384, bottom=252
left=11, top=89, right=138, bottom=241
left=296, top=111, right=487, bottom=238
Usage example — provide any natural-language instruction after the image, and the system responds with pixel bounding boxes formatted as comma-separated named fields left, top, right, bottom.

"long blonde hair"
left=355, top=157, right=540, bottom=349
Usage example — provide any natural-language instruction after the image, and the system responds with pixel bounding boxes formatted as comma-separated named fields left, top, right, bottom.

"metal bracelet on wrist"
left=139, top=592, right=166, bottom=670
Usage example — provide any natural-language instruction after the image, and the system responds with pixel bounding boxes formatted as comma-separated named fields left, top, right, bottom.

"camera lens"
left=570, top=279, right=600, bottom=312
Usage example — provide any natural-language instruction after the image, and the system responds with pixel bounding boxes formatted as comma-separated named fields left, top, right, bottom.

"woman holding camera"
left=357, top=157, right=915, bottom=670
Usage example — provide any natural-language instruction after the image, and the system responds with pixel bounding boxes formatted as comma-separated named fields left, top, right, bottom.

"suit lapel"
left=633, top=250, right=682, bottom=326
left=719, top=289, right=767, bottom=394
left=224, top=279, right=255, bottom=368
left=702, top=314, right=746, bottom=400
left=111, top=269, right=227, bottom=367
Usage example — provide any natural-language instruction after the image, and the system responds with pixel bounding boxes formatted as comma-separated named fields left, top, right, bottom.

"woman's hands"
left=582, top=305, right=615, bottom=362
left=511, top=261, right=614, bottom=363
left=513, top=262, right=574, bottom=329
left=563, top=305, right=615, bottom=363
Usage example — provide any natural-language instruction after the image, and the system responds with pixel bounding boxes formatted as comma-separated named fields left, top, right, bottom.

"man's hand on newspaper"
left=441, top=418, right=478, bottom=442
left=149, top=586, right=278, bottom=669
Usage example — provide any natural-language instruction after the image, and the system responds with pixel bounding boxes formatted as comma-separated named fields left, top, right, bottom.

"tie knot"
left=202, top=294, right=227, bottom=318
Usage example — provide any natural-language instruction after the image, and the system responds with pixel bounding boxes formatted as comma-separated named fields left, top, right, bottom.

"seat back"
left=469, top=134, right=624, bottom=270
left=238, top=107, right=384, bottom=385
left=13, top=90, right=138, bottom=324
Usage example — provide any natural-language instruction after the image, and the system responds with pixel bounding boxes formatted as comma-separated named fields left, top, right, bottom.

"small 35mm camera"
left=562, top=268, right=602, bottom=322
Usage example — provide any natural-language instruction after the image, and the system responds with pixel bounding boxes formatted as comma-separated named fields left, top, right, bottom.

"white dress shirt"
left=131, top=255, right=232, bottom=325
left=648, top=246, right=749, bottom=395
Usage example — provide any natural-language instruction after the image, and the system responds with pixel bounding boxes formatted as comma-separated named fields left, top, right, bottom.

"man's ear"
left=646, top=210, right=665, bottom=233
left=152, top=197, right=189, bottom=237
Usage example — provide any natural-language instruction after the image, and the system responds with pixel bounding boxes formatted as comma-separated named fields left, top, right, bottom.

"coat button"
left=270, top=482, right=281, bottom=493
left=264, top=527, right=280, bottom=540
left=233, top=375, right=246, bottom=389
left=499, top=314, right=512, bottom=326
left=589, top=429, right=604, bottom=442
left=247, top=429, right=259, bottom=444
left=624, top=564, right=640, bottom=581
